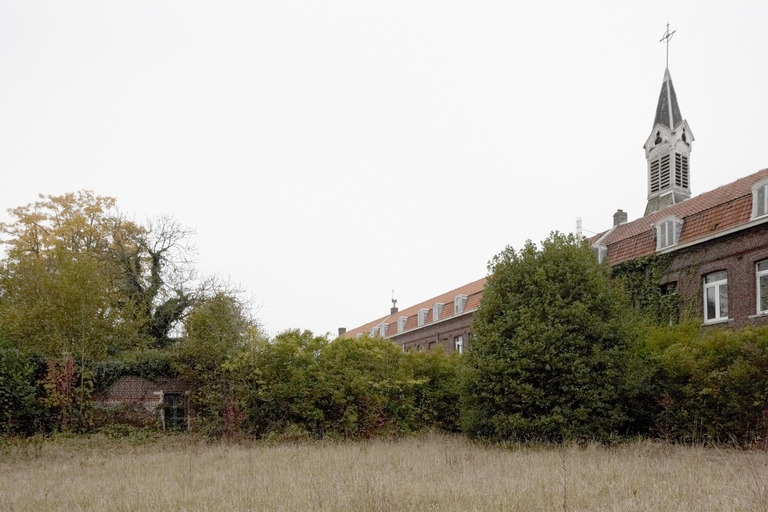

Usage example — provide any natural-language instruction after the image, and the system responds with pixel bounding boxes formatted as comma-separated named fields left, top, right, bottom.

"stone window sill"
left=702, top=317, right=731, bottom=326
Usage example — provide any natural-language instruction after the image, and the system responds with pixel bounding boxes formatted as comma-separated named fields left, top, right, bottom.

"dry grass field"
left=1, top=433, right=767, bottom=511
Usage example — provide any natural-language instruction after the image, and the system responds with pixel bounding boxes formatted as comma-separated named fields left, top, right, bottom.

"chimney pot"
left=338, top=327, right=346, bottom=337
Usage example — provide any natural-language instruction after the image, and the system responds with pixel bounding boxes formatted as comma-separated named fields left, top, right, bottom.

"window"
left=417, top=308, right=429, bottom=327
left=597, top=245, right=608, bottom=264
left=656, top=216, right=683, bottom=250
left=454, top=294, right=468, bottom=315
left=163, top=393, right=186, bottom=431
left=752, top=180, right=768, bottom=219
left=757, top=261, right=768, bottom=314
left=369, top=327, right=378, bottom=337
left=397, top=316, right=408, bottom=334
left=454, top=336, right=463, bottom=354
left=432, top=303, right=444, bottom=322
left=704, top=271, right=728, bottom=322
left=379, top=324, right=388, bottom=338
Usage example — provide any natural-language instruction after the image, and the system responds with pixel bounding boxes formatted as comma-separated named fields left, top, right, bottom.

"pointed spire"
left=653, top=68, right=683, bottom=129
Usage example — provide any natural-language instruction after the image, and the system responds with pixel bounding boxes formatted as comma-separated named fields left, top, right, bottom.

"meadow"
left=1, top=434, right=767, bottom=511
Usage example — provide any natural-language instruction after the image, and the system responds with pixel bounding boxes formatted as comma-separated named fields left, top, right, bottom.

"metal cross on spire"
left=660, top=22, right=676, bottom=68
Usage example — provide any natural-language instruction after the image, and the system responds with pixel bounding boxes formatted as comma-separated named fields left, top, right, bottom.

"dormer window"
left=417, top=308, right=429, bottom=327
left=752, top=179, right=768, bottom=219
left=454, top=294, right=468, bottom=315
left=596, top=245, right=608, bottom=264
left=432, top=303, right=444, bottom=322
left=397, top=316, right=408, bottom=334
left=369, top=327, right=378, bottom=337
left=656, top=216, right=683, bottom=250
left=379, top=324, right=388, bottom=338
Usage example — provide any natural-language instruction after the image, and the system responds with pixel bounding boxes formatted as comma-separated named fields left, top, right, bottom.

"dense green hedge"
left=0, top=340, right=46, bottom=435
left=227, top=331, right=462, bottom=439
left=646, top=323, right=768, bottom=444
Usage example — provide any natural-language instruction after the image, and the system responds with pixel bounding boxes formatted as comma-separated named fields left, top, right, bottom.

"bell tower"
left=643, top=26, right=694, bottom=216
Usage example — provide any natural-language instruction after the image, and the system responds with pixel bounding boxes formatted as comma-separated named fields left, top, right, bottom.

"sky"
left=2, top=1, right=768, bottom=337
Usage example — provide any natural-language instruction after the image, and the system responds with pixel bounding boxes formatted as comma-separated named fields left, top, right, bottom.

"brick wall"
left=663, top=223, right=768, bottom=328
left=387, top=312, right=473, bottom=352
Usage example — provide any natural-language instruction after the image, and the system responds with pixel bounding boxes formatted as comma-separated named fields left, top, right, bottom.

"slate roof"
left=654, top=68, right=683, bottom=130
left=597, top=167, right=768, bottom=265
left=344, top=277, right=487, bottom=338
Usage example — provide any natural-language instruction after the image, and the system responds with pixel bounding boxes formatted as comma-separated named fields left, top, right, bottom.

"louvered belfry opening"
left=675, top=153, right=689, bottom=188
left=650, top=159, right=661, bottom=193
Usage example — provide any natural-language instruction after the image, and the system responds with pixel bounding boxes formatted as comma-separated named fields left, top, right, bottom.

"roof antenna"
left=660, top=21, right=676, bottom=68
left=391, top=290, right=398, bottom=315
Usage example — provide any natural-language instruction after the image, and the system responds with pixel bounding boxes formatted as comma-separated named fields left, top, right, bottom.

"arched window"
left=751, top=179, right=768, bottom=219
left=656, top=216, right=683, bottom=250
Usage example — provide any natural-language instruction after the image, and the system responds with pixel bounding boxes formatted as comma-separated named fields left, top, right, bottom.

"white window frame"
left=757, top=261, right=768, bottom=315
left=379, top=324, right=388, bottom=338
left=703, top=270, right=728, bottom=323
left=454, top=335, right=463, bottom=354
left=417, top=308, right=429, bottom=327
left=596, top=245, right=608, bottom=264
left=656, top=215, right=683, bottom=251
left=432, top=303, right=444, bottom=323
left=752, top=179, right=768, bottom=220
left=397, top=316, right=408, bottom=334
left=454, top=294, right=468, bottom=315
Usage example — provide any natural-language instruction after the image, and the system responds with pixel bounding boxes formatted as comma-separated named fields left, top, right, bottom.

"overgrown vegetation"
left=2, top=193, right=768, bottom=446
left=463, top=232, right=645, bottom=442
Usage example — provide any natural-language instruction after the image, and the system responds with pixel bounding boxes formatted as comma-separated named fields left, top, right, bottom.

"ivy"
left=611, top=254, right=679, bottom=324
left=88, top=350, right=178, bottom=393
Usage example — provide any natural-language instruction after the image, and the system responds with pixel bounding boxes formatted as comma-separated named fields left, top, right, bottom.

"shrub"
left=463, top=232, right=641, bottom=441
left=649, top=323, right=768, bottom=444
left=0, top=340, right=46, bottom=435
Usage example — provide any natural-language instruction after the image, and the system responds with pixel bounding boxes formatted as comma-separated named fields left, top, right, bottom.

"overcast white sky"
left=2, top=1, right=767, bottom=337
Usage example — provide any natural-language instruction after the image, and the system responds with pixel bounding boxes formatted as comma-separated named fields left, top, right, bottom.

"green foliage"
left=611, top=254, right=683, bottom=324
left=0, top=340, right=46, bottom=435
left=0, top=191, right=198, bottom=357
left=40, top=357, right=94, bottom=433
left=463, top=232, right=640, bottom=441
left=89, top=349, right=177, bottom=393
left=648, top=323, right=768, bottom=443
left=405, top=348, right=463, bottom=432
left=173, top=293, right=265, bottom=437
left=226, top=331, right=462, bottom=439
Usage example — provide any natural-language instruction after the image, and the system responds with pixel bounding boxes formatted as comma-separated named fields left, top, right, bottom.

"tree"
left=0, top=191, right=199, bottom=357
left=174, top=292, right=266, bottom=437
left=462, top=232, right=639, bottom=441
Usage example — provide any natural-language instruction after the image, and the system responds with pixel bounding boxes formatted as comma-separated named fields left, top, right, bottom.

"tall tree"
left=463, top=232, right=639, bottom=441
left=0, top=191, right=198, bottom=356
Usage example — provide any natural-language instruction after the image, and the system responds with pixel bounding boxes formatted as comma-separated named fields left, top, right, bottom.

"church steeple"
left=643, top=66, right=694, bottom=216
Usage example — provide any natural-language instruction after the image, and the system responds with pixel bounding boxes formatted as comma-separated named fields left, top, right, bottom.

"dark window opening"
left=163, top=393, right=186, bottom=431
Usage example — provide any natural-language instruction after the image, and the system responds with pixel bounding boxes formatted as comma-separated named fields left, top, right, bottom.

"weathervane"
left=660, top=21, right=676, bottom=68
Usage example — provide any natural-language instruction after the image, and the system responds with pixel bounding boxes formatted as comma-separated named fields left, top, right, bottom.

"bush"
left=649, top=323, right=768, bottom=444
left=462, top=232, right=641, bottom=442
left=231, top=330, right=463, bottom=439
left=0, top=340, right=46, bottom=435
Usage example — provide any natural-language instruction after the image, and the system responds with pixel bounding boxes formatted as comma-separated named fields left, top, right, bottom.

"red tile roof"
left=599, top=167, right=768, bottom=265
left=344, top=277, right=487, bottom=338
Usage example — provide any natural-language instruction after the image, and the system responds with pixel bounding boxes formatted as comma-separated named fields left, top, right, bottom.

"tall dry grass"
left=1, top=433, right=767, bottom=511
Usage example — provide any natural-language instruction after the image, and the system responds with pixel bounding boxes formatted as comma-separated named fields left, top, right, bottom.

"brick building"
left=342, top=277, right=484, bottom=352
left=343, top=64, right=768, bottom=346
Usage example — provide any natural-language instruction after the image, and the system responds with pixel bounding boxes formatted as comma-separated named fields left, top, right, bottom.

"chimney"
left=391, top=296, right=398, bottom=315
left=613, top=209, right=627, bottom=227
left=338, top=327, right=346, bottom=337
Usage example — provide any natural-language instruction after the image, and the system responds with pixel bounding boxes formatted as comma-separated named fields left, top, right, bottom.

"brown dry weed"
left=1, top=433, right=767, bottom=511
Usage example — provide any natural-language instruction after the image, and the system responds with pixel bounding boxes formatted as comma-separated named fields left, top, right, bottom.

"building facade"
left=344, top=65, right=768, bottom=345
